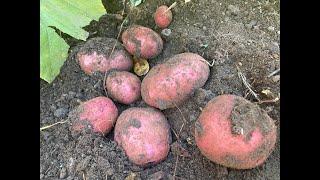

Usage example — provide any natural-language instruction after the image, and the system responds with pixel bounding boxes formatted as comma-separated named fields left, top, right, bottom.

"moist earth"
left=41, top=0, right=280, bottom=179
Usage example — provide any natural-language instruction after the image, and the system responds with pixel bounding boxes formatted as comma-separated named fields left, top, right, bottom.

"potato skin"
left=194, top=94, right=277, bottom=169
left=77, top=37, right=133, bottom=75
left=141, top=53, right=210, bottom=110
left=121, top=25, right=163, bottom=59
left=71, top=97, right=118, bottom=135
left=106, top=70, right=141, bottom=105
left=154, top=5, right=172, bottom=28
left=114, top=107, right=171, bottom=166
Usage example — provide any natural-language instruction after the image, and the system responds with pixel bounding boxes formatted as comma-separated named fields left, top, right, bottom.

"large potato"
left=141, top=53, right=210, bottom=110
left=121, top=25, right=163, bottom=59
left=194, top=94, right=277, bottom=169
left=114, top=107, right=171, bottom=166
left=76, top=37, right=133, bottom=75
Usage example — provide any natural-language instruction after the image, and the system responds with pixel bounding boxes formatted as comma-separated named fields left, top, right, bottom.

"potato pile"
left=67, top=4, right=277, bottom=169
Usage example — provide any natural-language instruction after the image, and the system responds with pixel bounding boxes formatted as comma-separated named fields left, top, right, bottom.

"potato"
left=121, top=25, right=163, bottom=59
left=70, top=96, right=118, bottom=135
left=154, top=5, right=173, bottom=28
left=141, top=53, right=210, bottom=110
left=114, top=107, right=171, bottom=166
left=194, top=94, right=277, bottom=169
left=106, top=70, right=141, bottom=105
left=76, top=37, right=133, bottom=75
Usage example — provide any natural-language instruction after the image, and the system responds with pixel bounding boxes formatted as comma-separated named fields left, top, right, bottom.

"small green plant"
left=40, top=0, right=106, bottom=83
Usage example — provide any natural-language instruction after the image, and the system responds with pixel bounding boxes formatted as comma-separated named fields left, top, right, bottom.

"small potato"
left=70, top=96, right=118, bottom=135
left=121, top=25, right=163, bottom=59
left=76, top=37, right=133, bottom=75
left=194, top=94, right=277, bottom=169
left=114, top=107, right=171, bottom=166
left=154, top=5, right=173, bottom=28
left=106, top=70, right=141, bottom=105
left=141, top=53, right=210, bottom=110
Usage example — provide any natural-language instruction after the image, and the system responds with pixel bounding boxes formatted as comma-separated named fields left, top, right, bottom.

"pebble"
left=269, top=42, right=280, bottom=53
left=68, top=91, right=76, bottom=99
left=125, top=172, right=137, bottom=180
left=59, top=168, right=67, bottom=179
left=161, top=28, right=172, bottom=36
left=50, top=104, right=57, bottom=111
left=267, top=26, right=275, bottom=31
left=40, top=174, right=44, bottom=179
left=272, top=75, right=280, bottom=82
left=93, top=81, right=101, bottom=89
left=54, top=108, right=69, bottom=118
left=42, top=131, right=53, bottom=143
left=227, top=5, right=240, bottom=15
left=148, top=171, right=165, bottom=180
left=246, top=20, right=257, bottom=29
left=189, top=114, right=196, bottom=121
left=106, top=168, right=115, bottom=176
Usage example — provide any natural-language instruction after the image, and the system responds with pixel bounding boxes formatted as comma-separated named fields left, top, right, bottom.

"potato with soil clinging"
left=141, top=53, right=210, bottom=110
left=114, top=107, right=171, bottom=166
left=76, top=37, right=133, bottom=75
left=194, top=94, right=277, bottom=169
left=105, top=70, right=141, bottom=105
left=121, top=25, right=163, bottom=59
left=154, top=5, right=173, bottom=28
left=70, top=96, right=118, bottom=135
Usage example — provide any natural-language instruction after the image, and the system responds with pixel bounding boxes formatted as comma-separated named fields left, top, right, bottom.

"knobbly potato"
left=77, top=37, right=133, bottom=75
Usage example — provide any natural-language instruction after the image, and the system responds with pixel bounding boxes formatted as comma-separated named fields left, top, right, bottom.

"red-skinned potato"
left=70, top=96, right=118, bottom=135
left=154, top=5, right=172, bottom=28
left=114, top=107, right=171, bottom=166
left=194, top=94, right=277, bottom=169
left=106, top=70, right=141, bottom=105
left=141, top=53, right=210, bottom=110
left=76, top=37, right=133, bottom=75
left=121, top=25, right=163, bottom=59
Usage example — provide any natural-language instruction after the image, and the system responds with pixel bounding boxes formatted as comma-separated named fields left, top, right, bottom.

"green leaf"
left=40, top=0, right=105, bottom=40
left=40, top=22, right=69, bottom=83
left=40, top=0, right=106, bottom=83
left=130, top=0, right=143, bottom=7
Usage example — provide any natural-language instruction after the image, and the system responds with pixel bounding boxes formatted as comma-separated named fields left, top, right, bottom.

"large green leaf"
left=40, top=0, right=106, bottom=83
left=40, top=22, right=69, bottom=83
left=40, top=0, right=105, bottom=40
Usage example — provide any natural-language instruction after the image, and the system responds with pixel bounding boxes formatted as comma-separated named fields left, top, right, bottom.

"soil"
left=41, top=0, right=280, bottom=179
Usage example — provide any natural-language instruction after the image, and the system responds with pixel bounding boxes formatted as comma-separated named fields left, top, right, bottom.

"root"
left=103, top=0, right=128, bottom=96
left=40, top=120, right=68, bottom=131
left=236, top=65, right=261, bottom=102
left=173, top=155, right=179, bottom=180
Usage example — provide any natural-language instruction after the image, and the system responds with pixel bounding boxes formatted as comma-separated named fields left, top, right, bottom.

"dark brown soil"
left=41, top=0, right=280, bottom=179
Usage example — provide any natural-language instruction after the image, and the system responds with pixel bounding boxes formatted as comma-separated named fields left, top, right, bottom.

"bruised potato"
left=194, top=94, right=277, bottom=169
left=121, top=25, right=163, bottom=59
